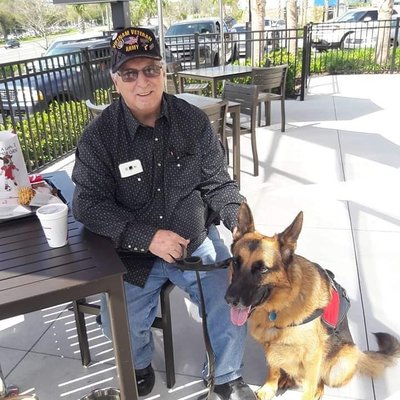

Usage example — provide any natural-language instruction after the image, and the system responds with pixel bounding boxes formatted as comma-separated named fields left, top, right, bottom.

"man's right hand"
left=148, top=229, right=190, bottom=263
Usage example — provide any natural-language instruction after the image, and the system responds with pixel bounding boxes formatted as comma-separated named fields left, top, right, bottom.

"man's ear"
left=233, top=202, right=255, bottom=242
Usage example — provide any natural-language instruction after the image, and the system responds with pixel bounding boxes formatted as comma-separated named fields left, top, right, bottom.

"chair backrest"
left=223, top=82, right=258, bottom=119
left=85, top=99, right=106, bottom=120
left=165, top=72, right=179, bottom=94
left=169, top=60, right=184, bottom=73
left=251, top=64, right=288, bottom=95
left=165, top=61, right=183, bottom=94
left=201, top=100, right=228, bottom=143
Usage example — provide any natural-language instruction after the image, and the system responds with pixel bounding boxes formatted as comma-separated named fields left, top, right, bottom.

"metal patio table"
left=177, top=65, right=253, bottom=97
left=0, top=171, right=138, bottom=400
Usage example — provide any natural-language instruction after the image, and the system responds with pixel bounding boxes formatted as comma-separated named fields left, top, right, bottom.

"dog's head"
left=226, top=202, right=303, bottom=326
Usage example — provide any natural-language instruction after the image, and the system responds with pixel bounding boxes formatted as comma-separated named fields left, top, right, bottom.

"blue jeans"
left=100, top=225, right=247, bottom=385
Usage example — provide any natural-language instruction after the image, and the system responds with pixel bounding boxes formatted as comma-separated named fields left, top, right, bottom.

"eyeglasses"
left=117, top=65, right=163, bottom=82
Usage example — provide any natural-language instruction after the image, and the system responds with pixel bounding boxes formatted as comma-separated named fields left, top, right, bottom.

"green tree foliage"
left=17, top=0, right=67, bottom=48
left=0, top=0, right=19, bottom=39
left=130, top=0, right=161, bottom=25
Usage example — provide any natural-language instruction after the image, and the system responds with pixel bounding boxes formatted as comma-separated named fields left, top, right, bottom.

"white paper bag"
left=0, top=130, right=31, bottom=199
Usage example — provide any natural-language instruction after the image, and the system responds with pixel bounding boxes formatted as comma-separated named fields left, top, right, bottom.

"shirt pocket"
left=166, top=149, right=200, bottom=188
left=116, top=171, right=152, bottom=209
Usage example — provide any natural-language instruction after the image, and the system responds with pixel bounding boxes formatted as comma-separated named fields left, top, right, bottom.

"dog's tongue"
left=230, top=305, right=251, bottom=326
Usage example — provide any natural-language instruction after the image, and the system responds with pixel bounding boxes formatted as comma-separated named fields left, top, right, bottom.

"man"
left=72, top=27, right=255, bottom=400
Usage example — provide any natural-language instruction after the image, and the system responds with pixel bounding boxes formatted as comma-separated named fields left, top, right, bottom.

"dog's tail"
left=357, top=332, right=400, bottom=377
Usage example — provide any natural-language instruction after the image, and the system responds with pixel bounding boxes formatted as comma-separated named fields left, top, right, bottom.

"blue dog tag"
left=269, top=311, right=277, bottom=321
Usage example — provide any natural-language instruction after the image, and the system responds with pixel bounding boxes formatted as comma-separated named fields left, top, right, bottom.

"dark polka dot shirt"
left=72, top=94, right=244, bottom=287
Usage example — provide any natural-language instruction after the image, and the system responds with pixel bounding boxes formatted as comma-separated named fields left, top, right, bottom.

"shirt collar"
left=121, top=94, right=171, bottom=136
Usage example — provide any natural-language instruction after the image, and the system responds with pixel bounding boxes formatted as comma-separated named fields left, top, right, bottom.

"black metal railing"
left=309, top=18, right=400, bottom=75
left=0, top=47, right=112, bottom=172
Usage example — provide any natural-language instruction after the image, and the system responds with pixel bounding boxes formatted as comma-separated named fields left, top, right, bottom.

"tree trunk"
left=251, top=0, right=265, bottom=65
left=286, top=0, right=298, bottom=53
left=375, top=0, right=393, bottom=66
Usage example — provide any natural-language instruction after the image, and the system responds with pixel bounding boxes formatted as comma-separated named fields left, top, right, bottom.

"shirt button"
left=159, top=215, right=163, bottom=219
left=127, top=245, right=132, bottom=249
left=157, top=162, right=162, bottom=167
left=177, top=163, right=181, bottom=167
left=157, top=188, right=161, bottom=192
left=134, top=247, right=138, bottom=251
left=137, top=177, right=141, bottom=181
left=155, top=137, right=159, bottom=141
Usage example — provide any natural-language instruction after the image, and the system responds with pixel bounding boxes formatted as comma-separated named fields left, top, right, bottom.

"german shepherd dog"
left=225, top=203, right=400, bottom=400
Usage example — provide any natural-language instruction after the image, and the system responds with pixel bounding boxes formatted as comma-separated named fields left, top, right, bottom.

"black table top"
left=0, top=171, right=126, bottom=319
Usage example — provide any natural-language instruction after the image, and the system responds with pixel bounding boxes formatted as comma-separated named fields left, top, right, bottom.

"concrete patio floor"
left=1, top=74, right=399, bottom=400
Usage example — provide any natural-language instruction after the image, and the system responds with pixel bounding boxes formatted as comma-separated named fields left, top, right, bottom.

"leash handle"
left=173, top=256, right=234, bottom=272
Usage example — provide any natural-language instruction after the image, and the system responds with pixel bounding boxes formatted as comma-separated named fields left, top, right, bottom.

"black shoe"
left=211, top=377, right=256, bottom=400
left=135, top=364, right=155, bottom=396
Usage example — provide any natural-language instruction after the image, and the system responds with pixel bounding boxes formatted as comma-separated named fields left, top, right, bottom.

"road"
left=0, top=27, right=110, bottom=64
left=0, top=40, right=46, bottom=63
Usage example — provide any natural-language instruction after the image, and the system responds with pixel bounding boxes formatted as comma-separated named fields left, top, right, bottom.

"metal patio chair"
left=85, top=99, right=107, bottom=120
left=72, top=280, right=176, bottom=388
left=251, top=64, right=288, bottom=132
left=166, top=61, right=209, bottom=95
left=201, top=100, right=229, bottom=160
left=223, top=82, right=259, bottom=176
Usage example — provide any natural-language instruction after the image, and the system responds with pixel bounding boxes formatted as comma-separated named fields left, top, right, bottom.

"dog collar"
left=271, top=307, right=324, bottom=328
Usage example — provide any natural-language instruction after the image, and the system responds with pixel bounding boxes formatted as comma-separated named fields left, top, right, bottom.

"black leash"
left=173, top=251, right=233, bottom=400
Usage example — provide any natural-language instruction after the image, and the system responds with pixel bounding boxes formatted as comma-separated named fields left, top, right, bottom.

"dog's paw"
left=256, top=385, right=276, bottom=400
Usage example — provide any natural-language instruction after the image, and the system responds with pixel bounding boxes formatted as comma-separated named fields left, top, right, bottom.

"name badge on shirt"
left=119, top=159, right=143, bottom=178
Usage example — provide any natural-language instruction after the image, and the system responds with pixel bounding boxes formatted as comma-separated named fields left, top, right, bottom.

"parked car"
left=165, top=18, right=238, bottom=67
left=312, top=7, right=398, bottom=51
left=343, top=16, right=400, bottom=48
left=4, top=39, right=20, bottom=49
left=0, top=37, right=111, bottom=117
left=45, top=34, right=109, bottom=55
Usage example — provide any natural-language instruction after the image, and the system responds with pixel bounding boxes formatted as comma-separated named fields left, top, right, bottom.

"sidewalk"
left=1, top=74, right=399, bottom=400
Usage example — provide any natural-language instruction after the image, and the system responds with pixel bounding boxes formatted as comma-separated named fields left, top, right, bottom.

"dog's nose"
left=225, top=292, right=239, bottom=307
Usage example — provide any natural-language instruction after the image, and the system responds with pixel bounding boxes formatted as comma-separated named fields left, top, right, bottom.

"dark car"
left=0, top=37, right=111, bottom=117
left=4, top=39, right=20, bottom=49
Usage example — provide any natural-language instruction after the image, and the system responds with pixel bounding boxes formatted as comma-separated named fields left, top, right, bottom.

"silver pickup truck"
left=165, top=18, right=238, bottom=68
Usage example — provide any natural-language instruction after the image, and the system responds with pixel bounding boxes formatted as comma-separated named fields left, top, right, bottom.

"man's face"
left=113, top=57, right=165, bottom=122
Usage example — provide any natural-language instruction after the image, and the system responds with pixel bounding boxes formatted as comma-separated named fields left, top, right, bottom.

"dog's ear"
left=233, top=202, right=255, bottom=241
left=278, top=211, right=303, bottom=264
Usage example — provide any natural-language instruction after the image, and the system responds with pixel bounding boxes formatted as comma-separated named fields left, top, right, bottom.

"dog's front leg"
left=256, top=365, right=281, bottom=400
left=301, top=350, right=323, bottom=400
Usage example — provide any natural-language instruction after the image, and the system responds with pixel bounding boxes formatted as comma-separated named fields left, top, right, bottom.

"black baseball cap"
left=110, top=27, right=162, bottom=73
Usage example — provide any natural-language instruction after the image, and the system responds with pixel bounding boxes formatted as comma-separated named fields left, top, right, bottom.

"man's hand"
left=149, top=229, right=190, bottom=263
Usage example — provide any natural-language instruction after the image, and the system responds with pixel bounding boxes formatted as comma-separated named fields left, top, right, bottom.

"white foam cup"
left=36, top=203, right=69, bottom=248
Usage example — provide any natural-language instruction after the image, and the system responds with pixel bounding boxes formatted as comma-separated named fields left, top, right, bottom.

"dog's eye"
left=253, top=261, right=270, bottom=274
left=231, top=256, right=241, bottom=271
